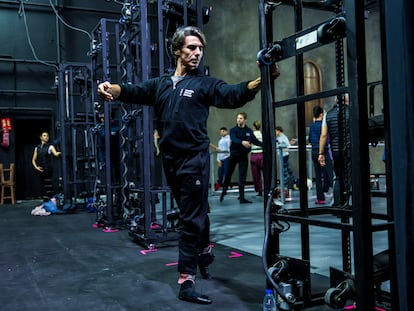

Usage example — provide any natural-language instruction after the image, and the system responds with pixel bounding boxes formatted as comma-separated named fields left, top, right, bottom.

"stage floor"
left=0, top=183, right=388, bottom=310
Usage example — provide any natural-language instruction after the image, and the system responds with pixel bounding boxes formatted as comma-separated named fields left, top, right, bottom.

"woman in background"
left=32, top=132, right=61, bottom=202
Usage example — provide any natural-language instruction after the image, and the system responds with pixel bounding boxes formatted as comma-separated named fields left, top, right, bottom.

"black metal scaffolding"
left=85, top=0, right=209, bottom=246
left=58, top=63, right=96, bottom=207
left=259, top=0, right=397, bottom=309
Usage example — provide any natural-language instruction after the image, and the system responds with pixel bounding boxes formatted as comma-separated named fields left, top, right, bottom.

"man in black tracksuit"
left=220, top=112, right=262, bottom=204
left=98, top=26, right=280, bottom=304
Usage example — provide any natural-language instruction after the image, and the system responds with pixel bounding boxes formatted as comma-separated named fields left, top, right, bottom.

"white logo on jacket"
left=180, top=89, right=194, bottom=98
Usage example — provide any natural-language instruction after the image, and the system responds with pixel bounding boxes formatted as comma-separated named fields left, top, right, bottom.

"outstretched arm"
left=50, top=145, right=61, bottom=158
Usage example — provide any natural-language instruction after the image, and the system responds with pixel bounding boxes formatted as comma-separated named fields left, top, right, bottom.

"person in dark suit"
left=220, top=112, right=262, bottom=204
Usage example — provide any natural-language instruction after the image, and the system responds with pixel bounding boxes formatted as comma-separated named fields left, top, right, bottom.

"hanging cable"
left=108, top=0, right=126, bottom=5
left=164, top=19, right=175, bottom=72
left=48, top=0, right=92, bottom=41
left=18, top=1, right=58, bottom=70
left=259, top=59, right=296, bottom=307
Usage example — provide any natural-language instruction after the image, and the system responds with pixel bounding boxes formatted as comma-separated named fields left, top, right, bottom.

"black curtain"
left=383, top=0, right=414, bottom=309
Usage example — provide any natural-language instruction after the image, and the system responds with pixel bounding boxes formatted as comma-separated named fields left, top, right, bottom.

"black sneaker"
left=178, top=280, right=212, bottom=304
left=198, top=251, right=215, bottom=279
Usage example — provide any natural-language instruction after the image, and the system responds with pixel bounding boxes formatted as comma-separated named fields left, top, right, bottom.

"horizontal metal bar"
left=274, top=86, right=348, bottom=108
left=273, top=213, right=355, bottom=231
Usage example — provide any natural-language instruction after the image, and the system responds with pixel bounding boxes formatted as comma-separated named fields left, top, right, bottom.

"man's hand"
left=257, top=61, right=280, bottom=79
left=242, top=140, right=251, bottom=148
left=248, top=62, right=281, bottom=92
left=270, top=62, right=280, bottom=79
left=318, top=154, right=326, bottom=166
left=97, top=81, right=120, bottom=102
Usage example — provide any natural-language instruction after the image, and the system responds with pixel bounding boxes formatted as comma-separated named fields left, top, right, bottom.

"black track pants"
left=162, top=150, right=211, bottom=275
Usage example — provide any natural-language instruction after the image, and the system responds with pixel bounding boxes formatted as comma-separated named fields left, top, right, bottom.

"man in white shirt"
left=275, top=126, right=298, bottom=190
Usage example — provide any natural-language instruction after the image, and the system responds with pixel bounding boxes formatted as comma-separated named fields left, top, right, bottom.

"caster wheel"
left=324, top=287, right=344, bottom=309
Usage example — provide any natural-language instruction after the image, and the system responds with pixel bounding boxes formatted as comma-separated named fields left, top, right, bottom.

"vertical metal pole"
left=258, top=0, right=280, bottom=290
left=196, top=0, right=204, bottom=71
left=100, top=19, right=113, bottom=224
left=157, top=0, right=165, bottom=73
left=158, top=0, right=170, bottom=197
left=293, top=0, right=311, bottom=268
left=140, top=0, right=153, bottom=238
left=345, top=0, right=375, bottom=309
left=58, top=64, right=68, bottom=202
left=258, top=0, right=276, bottom=202
left=278, top=147, right=285, bottom=202
left=378, top=0, right=399, bottom=308
left=69, top=68, right=78, bottom=200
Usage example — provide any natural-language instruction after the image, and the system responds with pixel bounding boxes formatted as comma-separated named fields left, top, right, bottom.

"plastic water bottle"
left=263, top=289, right=277, bottom=311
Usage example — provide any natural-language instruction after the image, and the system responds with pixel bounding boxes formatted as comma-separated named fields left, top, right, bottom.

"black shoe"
left=178, top=280, right=212, bottom=304
left=257, top=192, right=263, bottom=197
left=219, top=188, right=227, bottom=202
left=240, top=198, right=252, bottom=204
left=198, top=251, right=215, bottom=279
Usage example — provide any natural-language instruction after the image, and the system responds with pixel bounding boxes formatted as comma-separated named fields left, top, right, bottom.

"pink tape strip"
left=140, top=248, right=157, bottom=255
left=228, top=251, right=243, bottom=258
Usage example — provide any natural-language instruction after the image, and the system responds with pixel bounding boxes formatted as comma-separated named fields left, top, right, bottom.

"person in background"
left=275, top=126, right=298, bottom=191
left=220, top=112, right=263, bottom=204
left=32, top=132, right=61, bottom=202
left=318, top=93, right=351, bottom=208
left=213, top=126, right=231, bottom=191
left=31, top=196, right=73, bottom=215
left=250, top=120, right=263, bottom=197
left=97, top=26, right=280, bottom=305
left=308, top=106, right=333, bottom=204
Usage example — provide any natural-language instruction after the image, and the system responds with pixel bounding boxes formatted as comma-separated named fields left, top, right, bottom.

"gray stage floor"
left=209, top=184, right=389, bottom=278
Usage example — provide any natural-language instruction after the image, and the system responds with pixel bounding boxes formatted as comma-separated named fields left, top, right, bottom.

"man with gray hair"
left=98, top=25, right=280, bottom=304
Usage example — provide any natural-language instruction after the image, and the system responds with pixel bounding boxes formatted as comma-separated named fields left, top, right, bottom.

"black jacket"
left=118, top=69, right=257, bottom=155
left=229, top=125, right=262, bottom=156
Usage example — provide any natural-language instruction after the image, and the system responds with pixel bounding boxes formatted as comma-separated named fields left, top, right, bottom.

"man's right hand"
left=318, top=154, right=326, bottom=166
